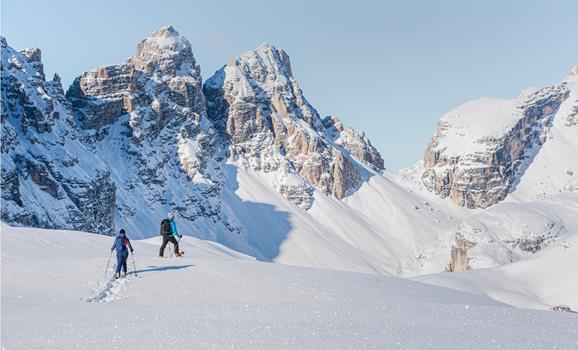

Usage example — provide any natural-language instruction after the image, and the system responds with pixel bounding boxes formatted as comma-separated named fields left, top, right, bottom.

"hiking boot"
left=159, top=255, right=164, bottom=258
left=122, top=272, right=127, bottom=277
left=114, top=273, right=120, bottom=279
left=175, top=252, right=182, bottom=257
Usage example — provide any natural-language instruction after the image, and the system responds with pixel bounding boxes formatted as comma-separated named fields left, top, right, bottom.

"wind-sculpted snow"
left=2, top=225, right=578, bottom=349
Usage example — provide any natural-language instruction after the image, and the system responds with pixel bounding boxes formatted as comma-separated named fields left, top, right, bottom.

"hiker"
left=111, top=229, right=134, bottom=278
left=159, top=211, right=183, bottom=258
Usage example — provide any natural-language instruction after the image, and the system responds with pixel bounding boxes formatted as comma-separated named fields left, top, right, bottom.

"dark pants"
left=116, top=251, right=129, bottom=274
left=159, top=236, right=179, bottom=256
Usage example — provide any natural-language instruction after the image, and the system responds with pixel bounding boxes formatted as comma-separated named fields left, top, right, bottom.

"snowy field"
left=416, top=233, right=578, bottom=311
left=2, top=224, right=577, bottom=349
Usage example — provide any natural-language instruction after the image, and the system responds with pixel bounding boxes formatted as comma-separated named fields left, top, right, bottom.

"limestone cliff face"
left=204, top=43, right=384, bottom=208
left=67, top=26, right=207, bottom=139
left=1, top=37, right=116, bottom=234
left=421, top=84, right=569, bottom=208
left=65, top=26, right=222, bottom=231
left=323, top=115, right=384, bottom=172
left=448, top=232, right=477, bottom=272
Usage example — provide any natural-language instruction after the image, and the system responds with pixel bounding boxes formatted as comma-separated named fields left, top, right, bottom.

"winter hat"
left=168, top=211, right=175, bottom=219
left=119, top=229, right=126, bottom=236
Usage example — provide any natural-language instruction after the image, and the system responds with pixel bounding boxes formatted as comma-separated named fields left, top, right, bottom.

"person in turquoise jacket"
left=159, top=211, right=182, bottom=257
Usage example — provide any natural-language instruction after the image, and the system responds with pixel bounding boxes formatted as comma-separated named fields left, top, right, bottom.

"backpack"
left=160, top=219, right=172, bottom=236
left=115, top=236, right=127, bottom=252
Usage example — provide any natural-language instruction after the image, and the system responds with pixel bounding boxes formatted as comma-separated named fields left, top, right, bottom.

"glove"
left=130, top=249, right=134, bottom=253
left=110, top=247, right=114, bottom=252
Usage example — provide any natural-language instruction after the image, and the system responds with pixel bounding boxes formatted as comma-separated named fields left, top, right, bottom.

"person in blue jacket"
left=111, top=229, right=134, bottom=278
left=159, top=211, right=182, bottom=258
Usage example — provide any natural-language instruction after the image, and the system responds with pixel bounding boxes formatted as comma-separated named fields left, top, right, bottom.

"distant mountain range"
left=2, top=26, right=577, bottom=276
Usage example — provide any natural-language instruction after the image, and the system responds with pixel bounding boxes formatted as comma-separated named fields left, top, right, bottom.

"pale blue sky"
left=2, top=0, right=577, bottom=169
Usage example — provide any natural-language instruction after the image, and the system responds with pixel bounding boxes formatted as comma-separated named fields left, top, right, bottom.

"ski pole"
left=131, top=252, right=138, bottom=277
left=105, top=250, right=113, bottom=278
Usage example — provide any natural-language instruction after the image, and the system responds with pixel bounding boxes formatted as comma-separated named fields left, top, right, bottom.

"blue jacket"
left=112, top=235, right=133, bottom=254
left=166, top=218, right=181, bottom=238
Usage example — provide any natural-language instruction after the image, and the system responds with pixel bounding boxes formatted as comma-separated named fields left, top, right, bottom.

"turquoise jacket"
left=166, top=218, right=181, bottom=238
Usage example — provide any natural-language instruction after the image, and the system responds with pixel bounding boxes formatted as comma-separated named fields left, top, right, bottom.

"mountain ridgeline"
left=1, top=26, right=383, bottom=235
left=2, top=26, right=577, bottom=275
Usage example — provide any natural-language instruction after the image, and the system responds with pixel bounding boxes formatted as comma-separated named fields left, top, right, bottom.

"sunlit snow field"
left=2, top=224, right=577, bottom=349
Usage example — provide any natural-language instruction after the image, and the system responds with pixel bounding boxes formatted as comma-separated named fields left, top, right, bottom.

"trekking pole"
left=105, top=250, right=113, bottom=278
left=131, top=252, right=138, bottom=277
left=169, top=237, right=182, bottom=258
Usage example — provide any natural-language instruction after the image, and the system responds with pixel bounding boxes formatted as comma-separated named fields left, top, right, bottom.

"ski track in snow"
left=84, top=273, right=130, bottom=303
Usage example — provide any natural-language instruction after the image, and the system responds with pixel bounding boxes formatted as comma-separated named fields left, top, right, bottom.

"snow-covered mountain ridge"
left=2, top=26, right=577, bottom=279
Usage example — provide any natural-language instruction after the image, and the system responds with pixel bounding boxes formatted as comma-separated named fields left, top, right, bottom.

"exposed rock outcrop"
left=551, top=305, right=573, bottom=313
left=1, top=37, right=116, bottom=234
left=448, top=231, right=477, bottom=272
left=204, top=43, right=383, bottom=208
left=422, top=84, right=569, bottom=208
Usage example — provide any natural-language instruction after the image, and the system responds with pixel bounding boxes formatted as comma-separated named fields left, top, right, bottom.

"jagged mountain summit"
left=204, top=42, right=383, bottom=209
left=2, top=26, right=578, bottom=279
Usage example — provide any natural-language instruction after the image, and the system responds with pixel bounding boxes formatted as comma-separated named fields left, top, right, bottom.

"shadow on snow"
left=131, top=264, right=194, bottom=275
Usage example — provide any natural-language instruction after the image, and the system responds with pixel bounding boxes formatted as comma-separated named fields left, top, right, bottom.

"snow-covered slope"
left=506, top=69, right=578, bottom=201
left=3, top=224, right=578, bottom=349
left=416, top=232, right=578, bottom=311
left=219, top=164, right=463, bottom=275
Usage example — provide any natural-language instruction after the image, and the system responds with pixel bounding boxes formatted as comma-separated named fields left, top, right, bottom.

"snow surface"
left=416, top=233, right=578, bottom=310
left=435, top=97, right=520, bottom=155
left=220, top=163, right=467, bottom=276
left=2, top=224, right=578, bottom=349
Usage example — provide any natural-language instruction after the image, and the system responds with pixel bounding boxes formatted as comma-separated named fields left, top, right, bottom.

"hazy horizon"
left=2, top=0, right=577, bottom=169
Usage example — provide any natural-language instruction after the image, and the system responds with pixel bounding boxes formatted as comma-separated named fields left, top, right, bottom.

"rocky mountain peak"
left=131, top=26, right=196, bottom=76
left=1, top=38, right=43, bottom=81
left=205, top=44, right=383, bottom=207
left=227, top=42, right=294, bottom=86
left=67, top=26, right=205, bottom=130
left=20, top=48, right=45, bottom=80
left=19, top=47, right=42, bottom=63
